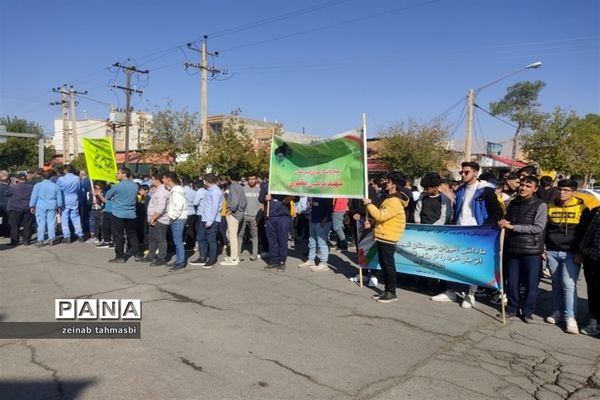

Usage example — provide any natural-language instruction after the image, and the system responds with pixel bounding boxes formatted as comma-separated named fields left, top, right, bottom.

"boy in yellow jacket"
left=363, top=173, right=410, bottom=303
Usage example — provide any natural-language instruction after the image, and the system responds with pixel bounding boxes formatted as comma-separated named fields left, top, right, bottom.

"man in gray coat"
left=221, top=170, right=246, bottom=266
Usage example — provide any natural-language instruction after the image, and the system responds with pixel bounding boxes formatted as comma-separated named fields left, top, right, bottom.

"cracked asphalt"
left=0, top=238, right=599, bottom=400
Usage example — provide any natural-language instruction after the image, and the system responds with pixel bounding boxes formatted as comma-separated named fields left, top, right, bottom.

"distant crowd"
left=1, top=162, right=599, bottom=337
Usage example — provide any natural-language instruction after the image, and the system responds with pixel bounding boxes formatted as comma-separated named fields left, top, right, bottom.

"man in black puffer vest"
left=498, top=176, right=548, bottom=322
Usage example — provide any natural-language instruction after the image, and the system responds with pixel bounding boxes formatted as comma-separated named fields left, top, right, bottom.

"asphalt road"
left=0, top=237, right=598, bottom=400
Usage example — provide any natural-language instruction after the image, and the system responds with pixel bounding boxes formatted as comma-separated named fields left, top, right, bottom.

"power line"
left=221, top=0, right=440, bottom=52
left=474, top=103, right=519, bottom=129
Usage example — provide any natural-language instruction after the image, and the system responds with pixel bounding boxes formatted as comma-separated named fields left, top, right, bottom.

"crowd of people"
left=0, top=161, right=598, bottom=337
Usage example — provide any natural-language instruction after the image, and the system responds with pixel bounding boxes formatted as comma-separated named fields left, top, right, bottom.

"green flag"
left=82, top=138, right=118, bottom=183
left=268, top=130, right=366, bottom=198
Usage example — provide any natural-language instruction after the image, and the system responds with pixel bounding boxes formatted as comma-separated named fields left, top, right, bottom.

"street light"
left=464, top=61, right=542, bottom=161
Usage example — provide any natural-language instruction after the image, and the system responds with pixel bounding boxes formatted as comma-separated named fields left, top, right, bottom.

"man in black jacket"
left=498, top=176, right=547, bottom=322
left=6, top=173, right=34, bottom=245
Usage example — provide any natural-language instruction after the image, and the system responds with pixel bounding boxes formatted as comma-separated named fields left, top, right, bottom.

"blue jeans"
left=170, top=219, right=186, bottom=264
left=332, top=212, right=346, bottom=242
left=36, top=208, right=56, bottom=241
left=506, top=254, right=541, bottom=317
left=198, top=220, right=220, bottom=261
left=546, top=250, right=582, bottom=319
left=61, top=206, right=83, bottom=239
left=308, top=221, right=331, bottom=264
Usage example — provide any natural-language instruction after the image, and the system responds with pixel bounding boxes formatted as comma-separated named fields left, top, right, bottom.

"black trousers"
left=584, top=256, right=600, bottom=321
left=111, top=216, right=139, bottom=259
left=8, top=210, right=34, bottom=244
left=185, top=214, right=197, bottom=249
left=102, top=212, right=113, bottom=243
left=376, top=241, right=397, bottom=294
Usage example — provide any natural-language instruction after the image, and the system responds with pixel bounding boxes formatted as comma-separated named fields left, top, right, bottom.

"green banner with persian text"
left=82, top=138, right=118, bottom=183
left=268, top=130, right=366, bottom=198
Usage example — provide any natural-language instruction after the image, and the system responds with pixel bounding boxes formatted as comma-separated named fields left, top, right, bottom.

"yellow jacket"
left=367, top=193, right=409, bottom=243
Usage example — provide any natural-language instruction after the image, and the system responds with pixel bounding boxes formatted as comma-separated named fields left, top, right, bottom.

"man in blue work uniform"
left=29, top=170, right=63, bottom=246
left=56, top=165, right=84, bottom=243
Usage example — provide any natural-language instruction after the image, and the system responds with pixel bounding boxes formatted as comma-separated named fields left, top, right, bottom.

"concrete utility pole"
left=111, top=63, right=149, bottom=167
left=464, top=89, right=475, bottom=162
left=185, top=36, right=227, bottom=152
left=51, top=85, right=86, bottom=163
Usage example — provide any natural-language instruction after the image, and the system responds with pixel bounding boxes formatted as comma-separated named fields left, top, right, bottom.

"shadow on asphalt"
left=0, top=380, right=95, bottom=400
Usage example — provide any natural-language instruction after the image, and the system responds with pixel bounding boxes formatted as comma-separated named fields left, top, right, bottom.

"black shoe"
left=108, top=257, right=127, bottom=264
left=62, top=237, right=71, bottom=244
left=139, top=257, right=154, bottom=263
left=78, top=236, right=86, bottom=242
left=96, top=242, right=110, bottom=248
left=108, top=242, right=115, bottom=248
left=376, top=292, right=398, bottom=303
left=134, top=255, right=143, bottom=262
left=35, top=241, right=46, bottom=248
left=371, top=292, right=384, bottom=300
left=150, top=259, right=166, bottom=267
left=9, top=241, right=18, bottom=246
left=277, top=263, right=286, bottom=272
left=203, top=259, right=217, bottom=269
left=189, top=258, right=207, bottom=266
left=264, top=264, right=279, bottom=270
left=523, top=315, right=534, bottom=323
left=168, top=262, right=187, bottom=272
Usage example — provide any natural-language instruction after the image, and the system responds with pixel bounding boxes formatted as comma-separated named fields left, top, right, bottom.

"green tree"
left=376, top=120, right=455, bottom=177
left=0, top=116, right=54, bottom=171
left=195, top=114, right=258, bottom=176
left=489, top=80, right=546, bottom=163
left=521, top=110, right=600, bottom=178
left=143, top=103, right=199, bottom=169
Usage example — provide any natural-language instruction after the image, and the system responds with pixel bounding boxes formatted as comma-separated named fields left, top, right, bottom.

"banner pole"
left=360, top=113, right=369, bottom=289
left=266, top=133, right=275, bottom=218
left=499, top=228, right=506, bottom=325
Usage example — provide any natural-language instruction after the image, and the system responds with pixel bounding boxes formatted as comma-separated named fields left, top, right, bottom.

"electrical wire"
left=221, top=0, right=440, bottom=52
left=448, top=100, right=467, bottom=140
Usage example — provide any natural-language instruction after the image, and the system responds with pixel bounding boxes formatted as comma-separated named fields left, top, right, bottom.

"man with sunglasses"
left=431, top=161, right=502, bottom=308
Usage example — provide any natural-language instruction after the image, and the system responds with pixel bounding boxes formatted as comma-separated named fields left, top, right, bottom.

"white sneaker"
left=430, top=290, right=458, bottom=302
left=310, top=263, right=329, bottom=272
left=367, top=276, right=379, bottom=287
left=219, top=257, right=239, bottom=266
left=490, top=292, right=507, bottom=305
left=565, top=317, right=579, bottom=334
left=461, top=294, right=476, bottom=309
left=298, top=260, right=316, bottom=268
left=580, top=319, right=600, bottom=336
left=544, top=311, right=563, bottom=325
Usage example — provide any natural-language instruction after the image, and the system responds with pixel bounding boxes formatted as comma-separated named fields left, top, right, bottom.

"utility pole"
left=52, top=85, right=86, bottom=163
left=464, top=89, right=475, bottom=162
left=111, top=62, right=149, bottom=167
left=185, top=36, right=227, bottom=152
left=510, top=125, right=522, bottom=171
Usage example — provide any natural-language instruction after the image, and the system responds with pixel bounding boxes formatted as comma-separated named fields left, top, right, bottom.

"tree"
left=521, top=110, right=600, bottom=179
left=489, top=80, right=546, bottom=164
left=195, top=113, right=261, bottom=176
left=376, top=120, right=455, bottom=177
left=143, top=103, right=199, bottom=169
left=0, top=116, right=54, bottom=171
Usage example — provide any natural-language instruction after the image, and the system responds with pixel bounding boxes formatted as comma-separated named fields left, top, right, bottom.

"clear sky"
left=1, top=0, right=598, bottom=156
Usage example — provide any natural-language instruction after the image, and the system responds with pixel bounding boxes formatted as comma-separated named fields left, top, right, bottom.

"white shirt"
left=457, top=182, right=478, bottom=226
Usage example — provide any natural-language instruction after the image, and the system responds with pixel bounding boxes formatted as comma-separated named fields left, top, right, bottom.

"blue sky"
left=1, top=0, right=598, bottom=156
